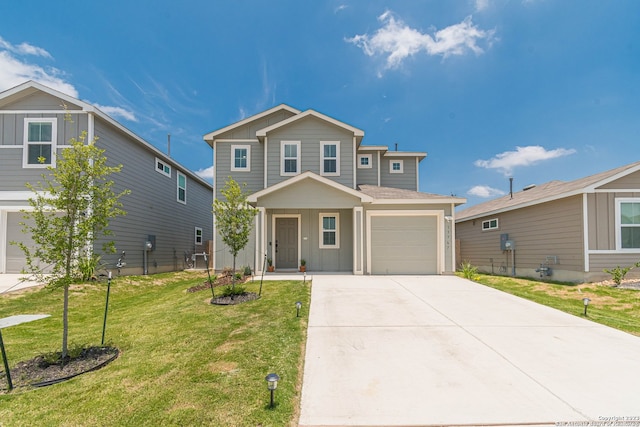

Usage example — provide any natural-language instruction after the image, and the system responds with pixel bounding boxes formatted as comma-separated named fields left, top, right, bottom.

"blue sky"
left=1, top=1, right=639, bottom=208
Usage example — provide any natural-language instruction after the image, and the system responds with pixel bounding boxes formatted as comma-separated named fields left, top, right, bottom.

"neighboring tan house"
left=456, top=161, right=640, bottom=282
left=0, top=81, right=213, bottom=275
left=204, top=105, right=465, bottom=275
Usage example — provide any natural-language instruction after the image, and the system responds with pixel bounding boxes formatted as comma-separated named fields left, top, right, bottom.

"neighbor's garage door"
left=5, top=212, right=30, bottom=273
left=370, top=214, right=438, bottom=274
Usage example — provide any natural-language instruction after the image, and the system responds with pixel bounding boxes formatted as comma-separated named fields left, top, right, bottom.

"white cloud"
left=0, top=36, right=52, bottom=58
left=0, top=51, right=78, bottom=96
left=475, top=0, right=490, bottom=12
left=346, top=11, right=495, bottom=71
left=474, top=145, right=576, bottom=175
left=195, top=166, right=214, bottom=181
left=95, top=104, right=138, bottom=122
left=467, top=185, right=506, bottom=198
left=335, top=5, right=348, bottom=13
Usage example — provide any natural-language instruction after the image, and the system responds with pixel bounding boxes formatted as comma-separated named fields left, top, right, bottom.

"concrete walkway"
left=0, top=274, right=44, bottom=294
left=299, top=275, right=640, bottom=426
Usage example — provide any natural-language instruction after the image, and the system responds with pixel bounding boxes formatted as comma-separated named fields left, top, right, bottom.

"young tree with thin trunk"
left=212, top=177, right=257, bottom=292
left=17, top=130, right=129, bottom=359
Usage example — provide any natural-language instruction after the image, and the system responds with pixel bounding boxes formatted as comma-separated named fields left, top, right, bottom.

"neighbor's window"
left=281, top=141, right=300, bottom=176
left=177, top=171, right=187, bottom=204
left=24, top=118, right=57, bottom=168
left=358, top=154, right=372, bottom=168
left=195, top=227, right=203, bottom=245
left=618, top=200, right=640, bottom=249
left=482, top=218, right=499, bottom=230
left=156, top=157, right=171, bottom=177
left=231, top=144, right=250, bottom=171
left=319, top=213, right=339, bottom=249
left=390, top=159, right=403, bottom=173
left=320, top=141, right=340, bottom=176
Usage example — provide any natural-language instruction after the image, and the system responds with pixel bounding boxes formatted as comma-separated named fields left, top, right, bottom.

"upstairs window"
left=389, top=159, right=403, bottom=174
left=177, top=171, right=187, bottom=204
left=482, top=218, right=499, bottom=230
left=231, top=144, right=250, bottom=171
left=321, top=141, right=340, bottom=176
left=281, top=141, right=300, bottom=176
left=617, top=200, right=640, bottom=249
left=358, top=154, right=372, bottom=169
left=319, top=213, right=340, bottom=249
left=156, top=157, right=171, bottom=177
left=24, top=118, right=57, bottom=168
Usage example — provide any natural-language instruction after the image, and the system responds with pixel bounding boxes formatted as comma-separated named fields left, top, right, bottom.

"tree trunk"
left=62, top=284, right=69, bottom=360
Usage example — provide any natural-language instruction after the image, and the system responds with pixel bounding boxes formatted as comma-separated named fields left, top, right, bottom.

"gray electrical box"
left=500, top=233, right=509, bottom=250
left=504, top=240, right=515, bottom=250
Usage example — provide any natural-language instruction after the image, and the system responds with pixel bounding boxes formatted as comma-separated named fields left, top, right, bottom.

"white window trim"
left=319, top=212, right=340, bottom=249
left=280, top=140, right=301, bottom=176
left=320, top=141, right=340, bottom=176
left=23, top=118, right=57, bottom=168
left=155, top=157, right=171, bottom=177
left=231, top=144, right=251, bottom=172
left=357, top=154, right=372, bottom=169
left=482, top=218, right=499, bottom=231
left=615, top=198, right=640, bottom=250
left=389, top=159, right=403, bottom=174
left=177, top=171, right=187, bottom=204
left=195, top=227, right=203, bottom=245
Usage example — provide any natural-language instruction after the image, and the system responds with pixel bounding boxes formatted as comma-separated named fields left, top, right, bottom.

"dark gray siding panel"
left=214, top=110, right=297, bottom=140
left=214, top=140, right=264, bottom=198
left=380, top=157, right=417, bottom=190
left=355, top=151, right=379, bottom=186
left=94, top=119, right=213, bottom=274
left=266, top=117, right=355, bottom=188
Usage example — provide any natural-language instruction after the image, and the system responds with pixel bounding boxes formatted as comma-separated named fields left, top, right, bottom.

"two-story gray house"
left=204, top=105, right=465, bottom=275
left=0, top=81, right=213, bottom=275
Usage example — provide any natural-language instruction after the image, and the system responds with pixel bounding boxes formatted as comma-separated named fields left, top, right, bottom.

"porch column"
left=353, top=207, right=364, bottom=275
left=255, top=207, right=266, bottom=274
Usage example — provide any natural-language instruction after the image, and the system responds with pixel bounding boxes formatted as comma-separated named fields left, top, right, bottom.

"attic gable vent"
left=522, top=184, right=536, bottom=191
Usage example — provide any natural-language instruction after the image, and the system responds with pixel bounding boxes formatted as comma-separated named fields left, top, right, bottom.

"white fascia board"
left=456, top=189, right=588, bottom=223
left=372, top=197, right=466, bottom=205
left=247, top=171, right=373, bottom=203
left=584, top=163, right=640, bottom=192
left=203, top=104, right=301, bottom=141
left=0, top=191, right=45, bottom=201
left=383, top=151, right=427, bottom=161
left=0, top=80, right=92, bottom=110
left=357, top=145, right=389, bottom=152
left=255, top=109, right=364, bottom=138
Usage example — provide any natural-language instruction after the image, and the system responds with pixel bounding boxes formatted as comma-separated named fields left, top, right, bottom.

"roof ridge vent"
left=522, top=184, right=536, bottom=191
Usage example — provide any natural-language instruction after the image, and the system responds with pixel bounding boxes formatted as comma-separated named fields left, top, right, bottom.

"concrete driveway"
left=299, top=275, right=640, bottom=426
left=0, top=274, right=44, bottom=294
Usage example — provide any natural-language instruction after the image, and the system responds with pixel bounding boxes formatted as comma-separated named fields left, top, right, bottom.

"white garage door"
left=370, top=215, right=438, bottom=274
left=4, top=212, right=33, bottom=274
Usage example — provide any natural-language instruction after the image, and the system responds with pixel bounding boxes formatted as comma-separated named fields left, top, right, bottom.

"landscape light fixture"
left=583, top=297, right=591, bottom=316
left=303, top=271, right=306, bottom=283
left=295, top=301, right=302, bottom=317
left=265, top=373, right=280, bottom=408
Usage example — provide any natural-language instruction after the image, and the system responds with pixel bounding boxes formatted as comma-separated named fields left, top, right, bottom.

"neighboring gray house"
left=204, top=105, right=465, bottom=275
left=0, top=81, right=213, bottom=275
left=456, top=161, right=640, bottom=282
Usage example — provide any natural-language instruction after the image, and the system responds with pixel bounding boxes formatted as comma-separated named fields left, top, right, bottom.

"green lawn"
left=467, top=274, right=640, bottom=336
left=0, top=271, right=310, bottom=426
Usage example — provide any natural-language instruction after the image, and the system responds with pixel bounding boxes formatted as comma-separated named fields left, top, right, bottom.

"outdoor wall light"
left=583, top=297, right=591, bottom=316
left=265, top=373, right=280, bottom=408
left=295, top=301, right=302, bottom=317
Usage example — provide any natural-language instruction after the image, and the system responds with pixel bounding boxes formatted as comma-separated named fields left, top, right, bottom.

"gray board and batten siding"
left=92, top=114, right=213, bottom=275
left=0, top=82, right=213, bottom=275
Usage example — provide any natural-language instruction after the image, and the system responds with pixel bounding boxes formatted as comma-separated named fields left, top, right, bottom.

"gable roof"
left=0, top=81, right=212, bottom=188
left=456, top=161, right=640, bottom=221
left=247, top=171, right=373, bottom=203
left=255, top=109, right=364, bottom=144
left=203, top=104, right=301, bottom=141
left=359, top=185, right=466, bottom=205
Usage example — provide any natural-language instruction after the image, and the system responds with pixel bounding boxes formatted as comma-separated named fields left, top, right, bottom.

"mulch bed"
left=186, top=273, right=259, bottom=305
left=0, top=346, right=119, bottom=392
left=186, top=272, right=250, bottom=293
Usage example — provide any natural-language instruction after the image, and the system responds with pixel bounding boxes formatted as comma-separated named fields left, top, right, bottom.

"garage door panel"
left=370, top=215, right=438, bottom=275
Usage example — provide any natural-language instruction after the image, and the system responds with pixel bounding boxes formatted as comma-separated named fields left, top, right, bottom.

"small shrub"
left=221, top=284, right=246, bottom=296
left=604, top=263, right=638, bottom=287
left=243, top=266, right=252, bottom=276
left=459, top=261, right=478, bottom=281
left=78, top=255, right=101, bottom=281
left=234, top=272, right=243, bottom=281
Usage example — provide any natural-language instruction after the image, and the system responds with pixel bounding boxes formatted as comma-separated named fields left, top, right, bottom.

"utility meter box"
left=500, top=233, right=509, bottom=250
left=504, top=240, right=515, bottom=250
